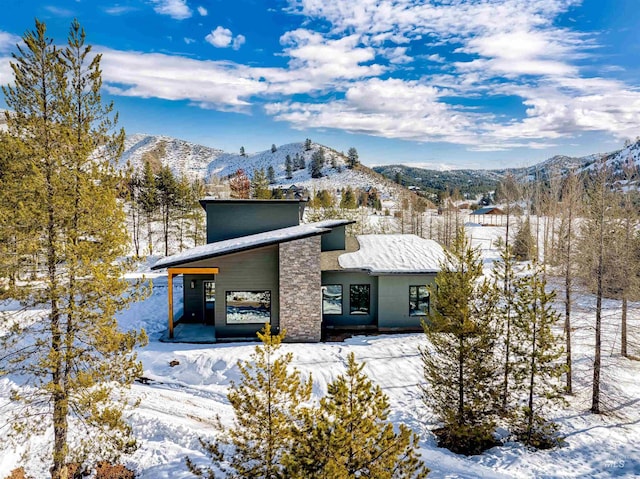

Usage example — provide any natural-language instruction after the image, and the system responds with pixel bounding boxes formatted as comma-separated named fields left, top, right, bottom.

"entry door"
left=203, top=281, right=216, bottom=325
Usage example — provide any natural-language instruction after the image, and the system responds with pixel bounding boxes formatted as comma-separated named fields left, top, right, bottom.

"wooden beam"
left=168, top=271, right=174, bottom=339
left=168, top=267, right=219, bottom=275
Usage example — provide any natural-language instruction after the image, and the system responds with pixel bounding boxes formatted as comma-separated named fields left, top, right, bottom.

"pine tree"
left=229, top=168, right=250, bottom=199
left=156, top=165, right=178, bottom=256
left=124, top=163, right=144, bottom=257
left=285, top=154, right=293, bottom=179
left=304, top=138, right=312, bottom=151
left=267, top=165, right=276, bottom=184
left=288, top=353, right=429, bottom=479
left=511, top=263, right=565, bottom=448
left=347, top=147, right=359, bottom=168
left=271, top=143, right=277, bottom=153
left=240, top=146, right=245, bottom=156
left=0, top=20, right=147, bottom=478
left=299, top=153, right=306, bottom=169
left=186, top=324, right=312, bottom=479
left=420, top=229, right=500, bottom=454
left=251, top=168, right=271, bottom=199
left=513, top=218, right=536, bottom=261
left=493, top=244, right=518, bottom=411
left=310, top=149, right=324, bottom=178
left=340, top=186, right=357, bottom=209
left=139, top=159, right=158, bottom=255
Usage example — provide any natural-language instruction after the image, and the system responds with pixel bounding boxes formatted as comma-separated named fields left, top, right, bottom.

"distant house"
left=470, top=206, right=506, bottom=225
left=152, top=199, right=444, bottom=342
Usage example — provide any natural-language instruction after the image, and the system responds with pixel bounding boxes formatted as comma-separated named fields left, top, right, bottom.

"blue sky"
left=1, top=0, right=639, bottom=169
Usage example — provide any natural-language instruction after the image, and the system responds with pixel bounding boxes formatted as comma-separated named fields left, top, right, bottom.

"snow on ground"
left=2, top=225, right=640, bottom=478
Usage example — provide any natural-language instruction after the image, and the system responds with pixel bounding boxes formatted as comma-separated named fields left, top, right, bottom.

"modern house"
left=151, top=199, right=445, bottom=342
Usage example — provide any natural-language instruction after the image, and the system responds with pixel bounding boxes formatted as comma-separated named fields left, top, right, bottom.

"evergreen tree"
left=156, top=165, right=178, bottom=256
left=511, top=263, right=565, bottom=448
left=0, top=20, right=147, bottom=478
left=267, top=165, right=276, bottom=184
left=420, top=229, right=500, bottom=454
left=251, top=167, right=271, bottom=199
left=340, top=186, right=357, bottom=209
left=513, top=218, right=536, bottom=261
left=299, top=153, right=306, bottom=170
left=186, top=324, right=312, bottom=479
left=124, top=163, right=144, bottom=257
left=310, top=149, right=324, bottom=178
left=271, top=143, right=277, bottom=153
left=139, top=159, right=158, bottom=255
left=288, top=353, right=429, bottom=479
left=285, top=154, right=293, bottom=179
left=229, top=168, right=250, bottom=199
left=493, top=244, right=518, bottom=411
left=240, top=146, right=245, bottom=156
left=330, top=155, right=337, bottom=169
left=347, top=147, right=359, bottom=168
left=304, top=138, right=312, bottom=151
left=395, top=171, right=402, bottom=185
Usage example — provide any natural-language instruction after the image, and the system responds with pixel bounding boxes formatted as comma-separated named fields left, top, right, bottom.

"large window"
left=350, top=284, right=370, bottom=315
left=409, top=285, right=429, bottom=316
left=322, top=285, right=343, bottom=315
left=225, top=290, right=271, bottom=324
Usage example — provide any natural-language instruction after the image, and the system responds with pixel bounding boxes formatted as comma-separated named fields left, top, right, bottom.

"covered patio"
left=165, top=267, right=218, bottom=341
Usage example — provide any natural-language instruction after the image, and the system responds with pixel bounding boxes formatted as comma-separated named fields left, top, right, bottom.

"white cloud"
left=0, top=31, right=20, bottom=52
left=104, top=5, right=136, bottom=15
left=197, top=6, right=208, bottom=16
left=97, top=47, right=267, bottom=111
left=232, top=35, right=246, bottom=50
left=205, top=26, right=233, bottom=48
left=150, top=0, right=192, bottom=20
left=184, top=37, right=196, bottom=45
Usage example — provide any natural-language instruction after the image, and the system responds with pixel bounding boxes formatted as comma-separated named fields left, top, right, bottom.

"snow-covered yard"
left=1, top=225, right=639, bottom=478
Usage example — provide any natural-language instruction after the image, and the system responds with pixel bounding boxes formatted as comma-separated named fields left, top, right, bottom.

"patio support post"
left=168, top=271, right=174, bottom=338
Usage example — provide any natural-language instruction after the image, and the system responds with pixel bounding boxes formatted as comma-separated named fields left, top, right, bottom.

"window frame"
left=409, top=285, right=430, bottom=317
left=322, top=284, right=343, bottom=315
left=349, top=284, right=371, bottom=316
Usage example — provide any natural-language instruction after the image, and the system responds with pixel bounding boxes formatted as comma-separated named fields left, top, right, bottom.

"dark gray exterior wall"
left=321, top=271, right=378, bottom=327
left=204, top=201, right=302, bottom=243
left=180, top=245, right=280, bottom=339
left=321, top=225, right=346, bottom=251
left=377, top=274, right=436, bottom=330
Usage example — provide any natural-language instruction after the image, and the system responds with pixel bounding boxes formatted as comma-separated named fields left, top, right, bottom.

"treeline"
left=125, top=161, right=206, bottom=257
left=488, top=161, right=640, bottom=413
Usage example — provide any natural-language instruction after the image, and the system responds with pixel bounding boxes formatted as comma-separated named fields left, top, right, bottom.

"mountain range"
left=119, top=134, right=640, bottom=198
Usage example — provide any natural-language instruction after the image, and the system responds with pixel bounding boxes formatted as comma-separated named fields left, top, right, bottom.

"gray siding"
left=321, top=271, right=378, bottom=327
left=205, top=202, right=301, bottom=243
left=321, top=225, right=346, bottom=251
left=377, top=274, right=436, bottom=330
left=180, top=245, right=280, bottom=339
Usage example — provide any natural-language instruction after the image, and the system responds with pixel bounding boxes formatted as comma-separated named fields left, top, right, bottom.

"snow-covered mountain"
left=120, top=135, right=407, bottom=200
left=119, top=134, right=224, bottom=180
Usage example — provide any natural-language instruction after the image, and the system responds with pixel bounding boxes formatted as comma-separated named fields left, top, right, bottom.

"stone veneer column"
left=279, top=235, right=322, bottom=342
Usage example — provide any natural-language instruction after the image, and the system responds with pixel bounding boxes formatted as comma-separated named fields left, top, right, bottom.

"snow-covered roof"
left=338, top=235, right=445, bottom=274
left=151, top=220, right=354, bottom=270
left=471, top=206, right=504, bottom=215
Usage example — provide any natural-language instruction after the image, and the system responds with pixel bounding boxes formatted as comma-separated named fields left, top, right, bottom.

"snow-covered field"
left=1, top=225, right=639, bottom=478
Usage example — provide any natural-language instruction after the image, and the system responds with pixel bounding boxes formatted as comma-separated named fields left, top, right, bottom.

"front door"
left=203, top=280, right=215, bottom=325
